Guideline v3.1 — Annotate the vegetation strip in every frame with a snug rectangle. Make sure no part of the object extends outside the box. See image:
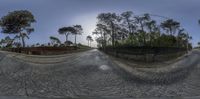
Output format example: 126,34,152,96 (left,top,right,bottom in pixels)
110,50,200,84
